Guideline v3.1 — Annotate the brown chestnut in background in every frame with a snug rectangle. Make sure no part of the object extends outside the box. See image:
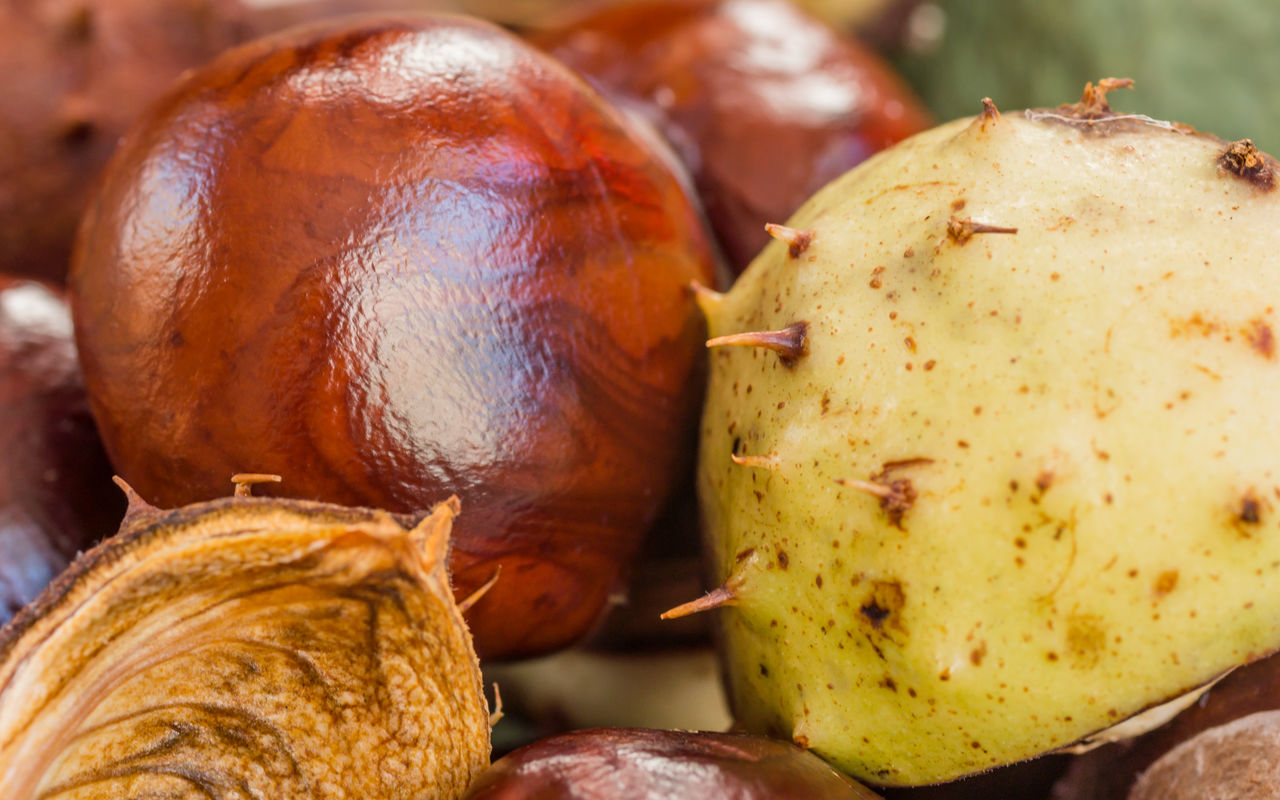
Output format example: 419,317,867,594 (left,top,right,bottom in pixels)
71,14,718,661
0,0,252,283
247,0,456,34
464,728,882,799
531,0,931,273
0,276,123,621
1050,654,1280,800
248,0,569,31
879,755,1067,800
